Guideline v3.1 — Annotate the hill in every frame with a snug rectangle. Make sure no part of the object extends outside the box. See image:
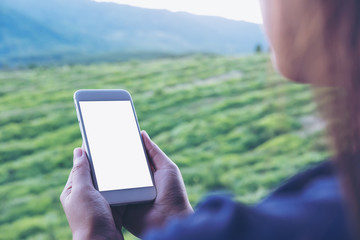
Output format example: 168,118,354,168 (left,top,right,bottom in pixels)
0,54,329,239
0,0,268,67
